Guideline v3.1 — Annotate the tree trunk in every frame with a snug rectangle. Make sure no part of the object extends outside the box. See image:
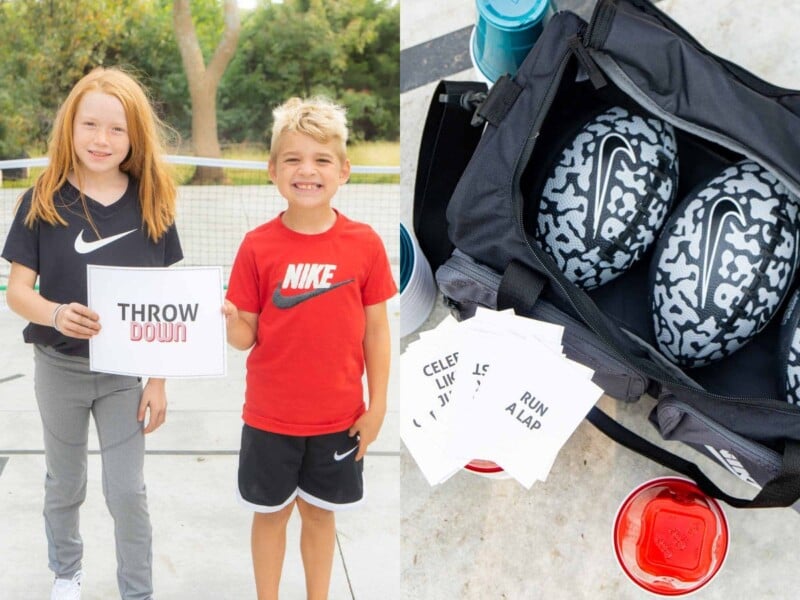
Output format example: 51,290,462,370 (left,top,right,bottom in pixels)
173,0,240,184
